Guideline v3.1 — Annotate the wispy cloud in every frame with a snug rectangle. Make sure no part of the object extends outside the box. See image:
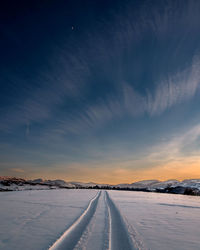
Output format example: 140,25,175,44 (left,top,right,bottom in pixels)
1,0,200,136
48,53,200,136
146,122,200,165
10,168,25,173
147,55,200,115
0,45,90,132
